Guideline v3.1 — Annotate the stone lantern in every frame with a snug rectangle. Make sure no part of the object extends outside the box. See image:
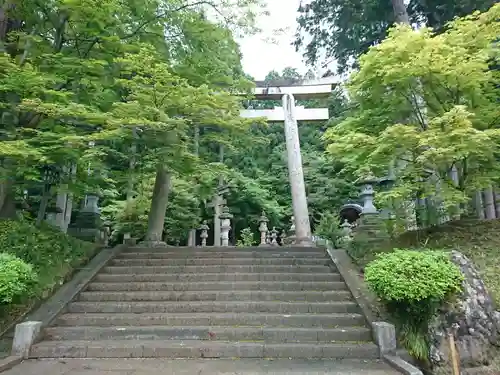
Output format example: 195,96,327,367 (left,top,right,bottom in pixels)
219,206,233,247
354,173,390,247
258,211,269,247
358,174,379,214
199,220,210,247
